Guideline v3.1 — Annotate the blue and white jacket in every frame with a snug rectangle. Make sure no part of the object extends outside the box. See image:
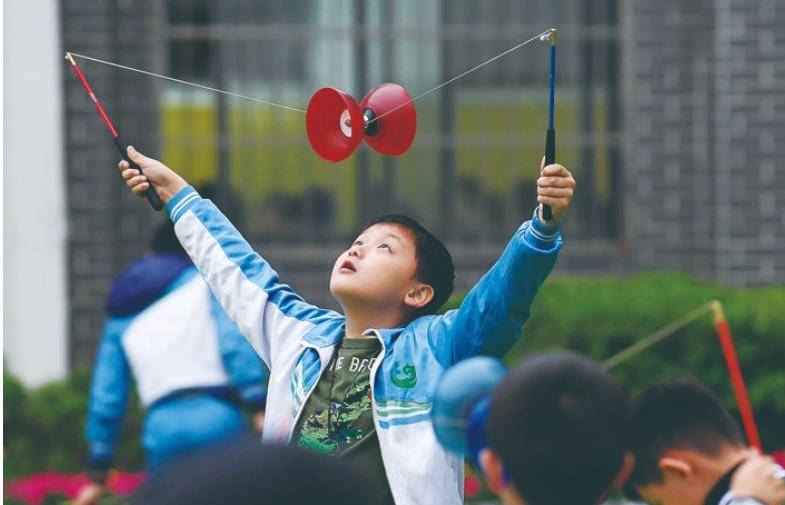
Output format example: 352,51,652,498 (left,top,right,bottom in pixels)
168,186,562,505
85,253,268,468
